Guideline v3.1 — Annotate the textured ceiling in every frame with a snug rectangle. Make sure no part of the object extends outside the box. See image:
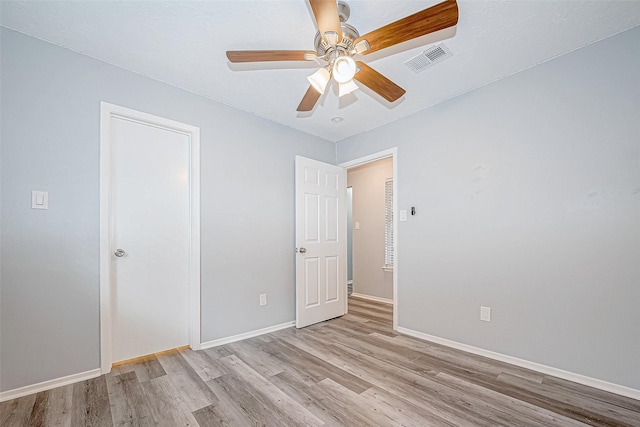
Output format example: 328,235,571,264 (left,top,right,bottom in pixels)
2,1,639,142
